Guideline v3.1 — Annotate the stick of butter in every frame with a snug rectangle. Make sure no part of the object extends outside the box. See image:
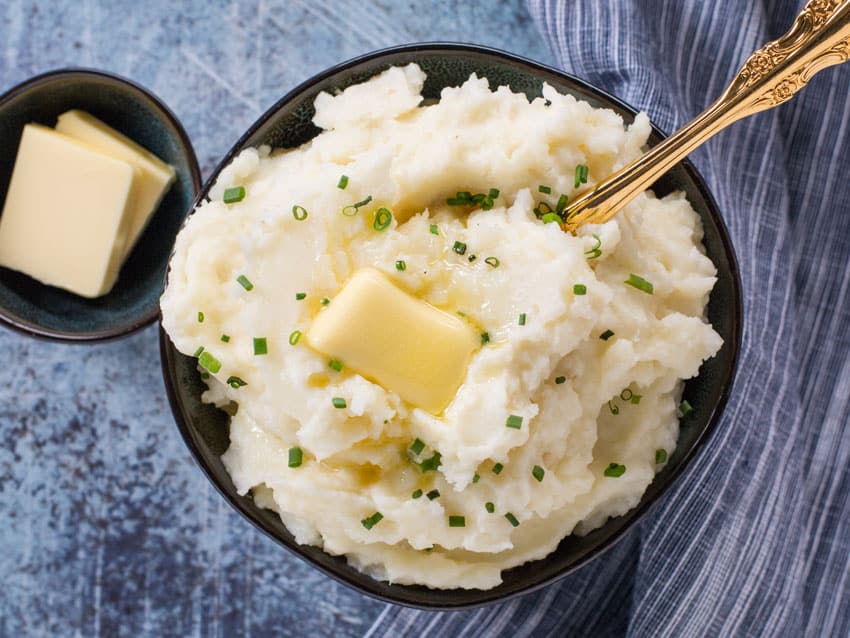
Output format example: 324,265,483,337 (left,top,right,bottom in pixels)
55,110,176,259
0,124,137,298
308,268,479,414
